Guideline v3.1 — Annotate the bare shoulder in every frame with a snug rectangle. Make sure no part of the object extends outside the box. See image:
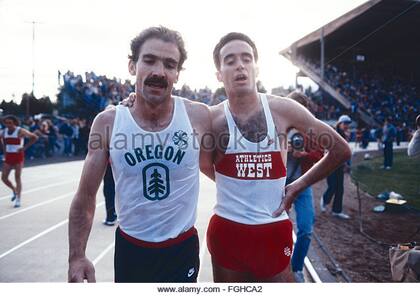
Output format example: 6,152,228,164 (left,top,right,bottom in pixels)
209,101,224,117
183,98,210,117
209,101,226,129
182,99,211,133
18,127,32,136
268,94,313,116
89,108,116,148
266,94,316,132
266,94,301,114
92,107,116,129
